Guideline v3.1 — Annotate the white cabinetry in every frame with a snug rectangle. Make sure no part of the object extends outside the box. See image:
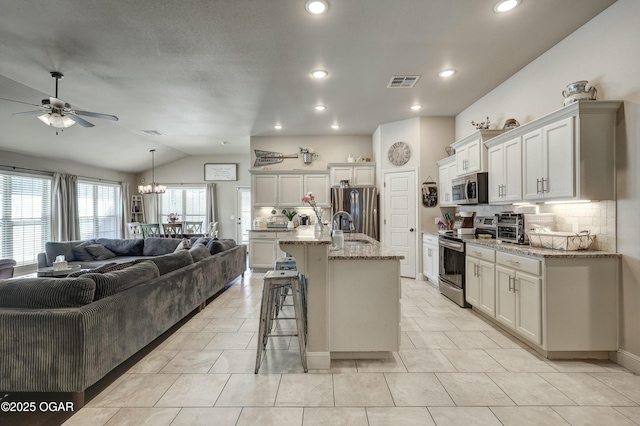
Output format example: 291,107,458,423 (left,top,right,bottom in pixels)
278,174,304,207
251,171,330,208
252,174,278,206
249,231,286,269
437,157,457,207
451,130,503,178
329,163,375,187
487,136,522,203
422,233,439,284
465,245,496,316
303,174,331,207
